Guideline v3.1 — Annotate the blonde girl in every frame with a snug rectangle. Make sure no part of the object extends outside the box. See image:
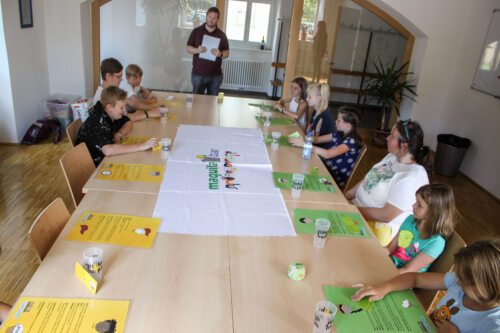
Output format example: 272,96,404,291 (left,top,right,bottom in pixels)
353,239,500,333
305,83,335,147
387,184,457,273
274,77,308,130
